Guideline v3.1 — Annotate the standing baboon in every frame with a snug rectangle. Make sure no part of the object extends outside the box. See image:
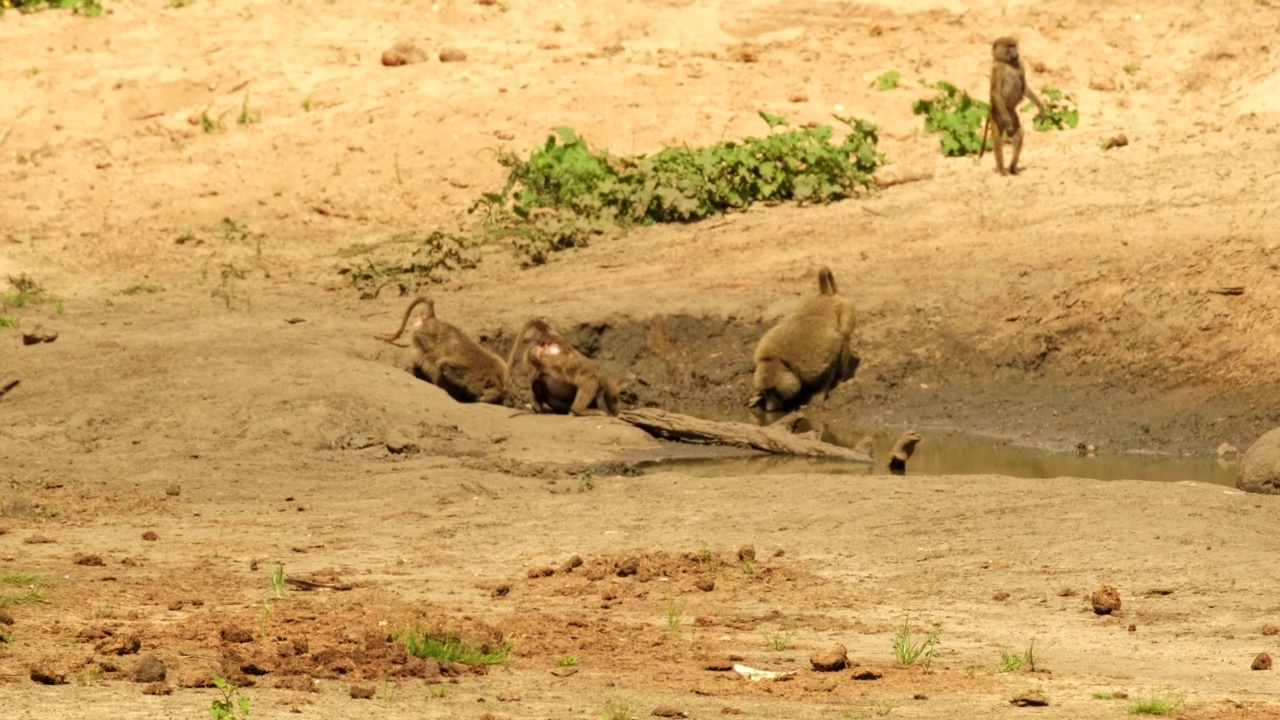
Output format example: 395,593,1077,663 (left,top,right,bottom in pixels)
750,267,859,413
375,296,509,405
506,318,620,416
980,36,1046,175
